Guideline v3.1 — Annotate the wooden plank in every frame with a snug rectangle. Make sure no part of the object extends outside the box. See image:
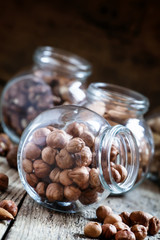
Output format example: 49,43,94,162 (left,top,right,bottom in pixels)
4,179,160,240
0,157,26,239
